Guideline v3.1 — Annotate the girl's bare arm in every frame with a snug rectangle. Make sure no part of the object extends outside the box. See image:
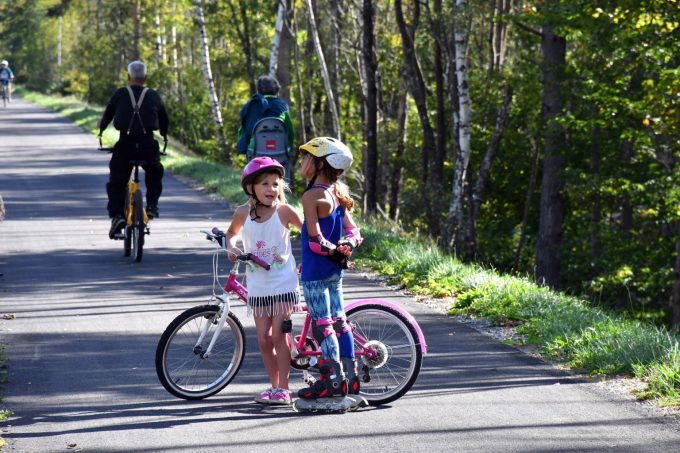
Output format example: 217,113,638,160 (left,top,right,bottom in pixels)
225,204,247,259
